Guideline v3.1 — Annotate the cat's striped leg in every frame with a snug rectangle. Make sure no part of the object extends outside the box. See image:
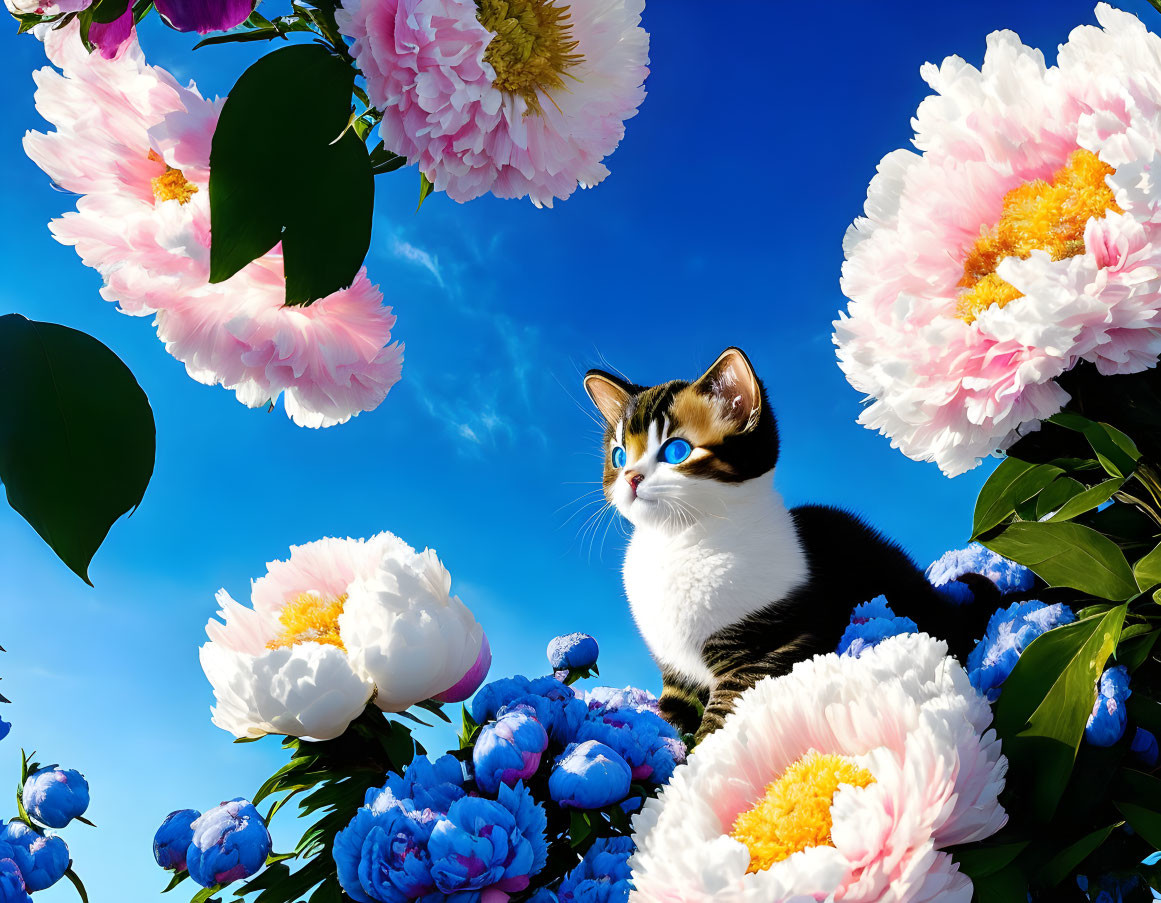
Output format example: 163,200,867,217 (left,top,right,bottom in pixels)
696,665,770,741
658,668,708,738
